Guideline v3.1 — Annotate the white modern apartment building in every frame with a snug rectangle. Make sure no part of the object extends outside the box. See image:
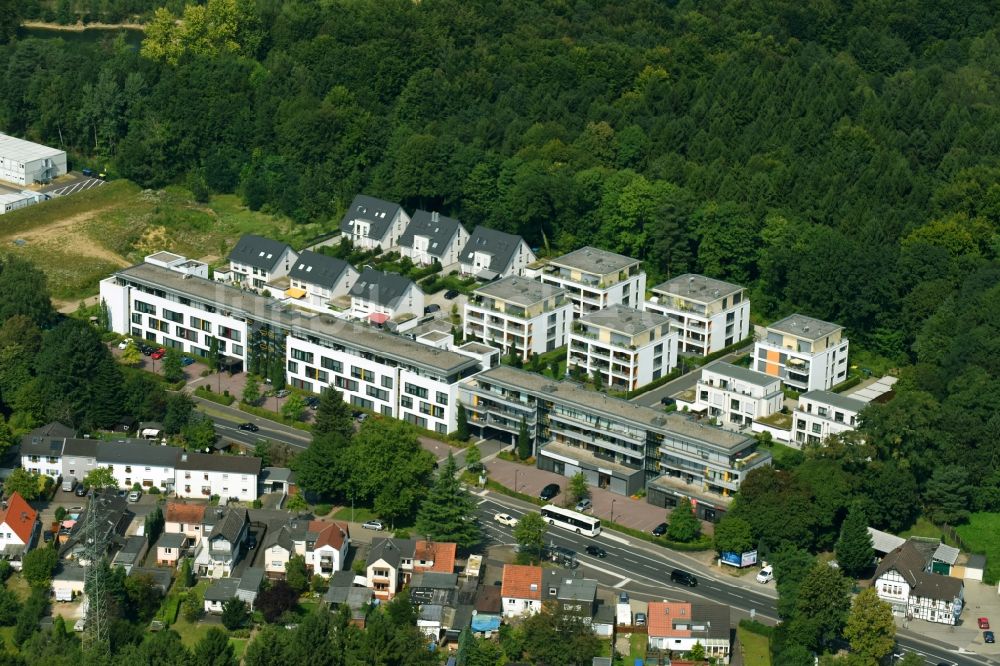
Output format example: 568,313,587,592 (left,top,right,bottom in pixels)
568,304,678,391
645,274,750,356
102,254,487,437
464,276,571,362
792,390,867,447
691,360,783,430
526,246,646,317
754,314,849,392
